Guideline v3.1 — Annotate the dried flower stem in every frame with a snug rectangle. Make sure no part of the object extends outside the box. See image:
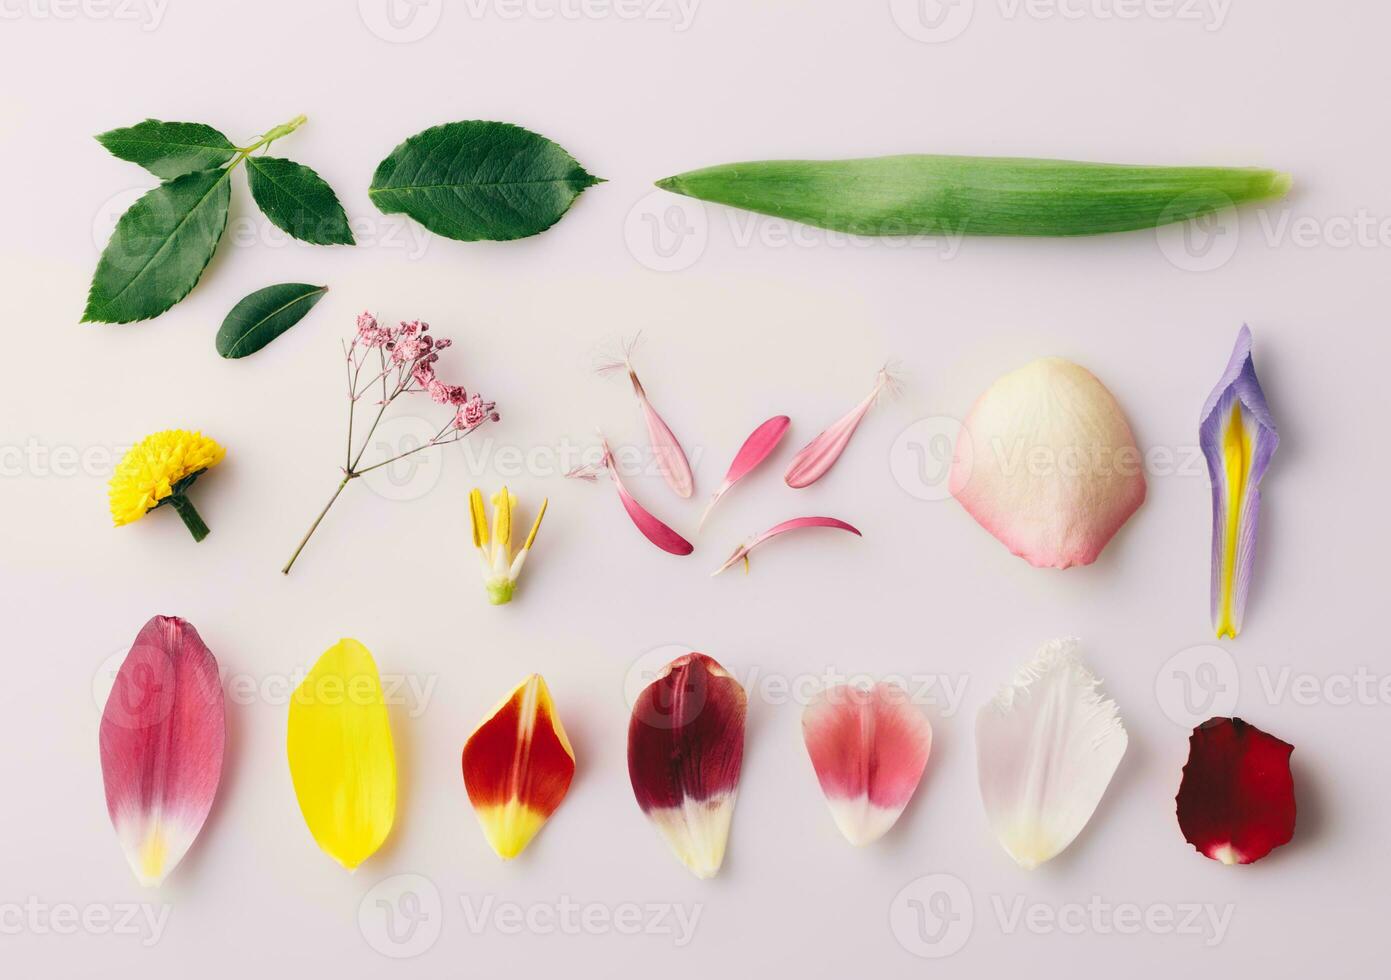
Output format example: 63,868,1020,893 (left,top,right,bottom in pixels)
282,314,498,574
